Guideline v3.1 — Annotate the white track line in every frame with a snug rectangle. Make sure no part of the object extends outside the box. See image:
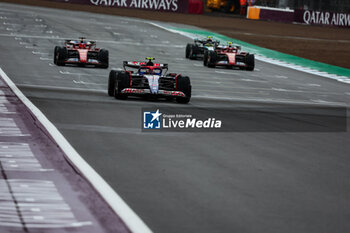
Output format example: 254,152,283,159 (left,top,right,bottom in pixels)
0,67,153,233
